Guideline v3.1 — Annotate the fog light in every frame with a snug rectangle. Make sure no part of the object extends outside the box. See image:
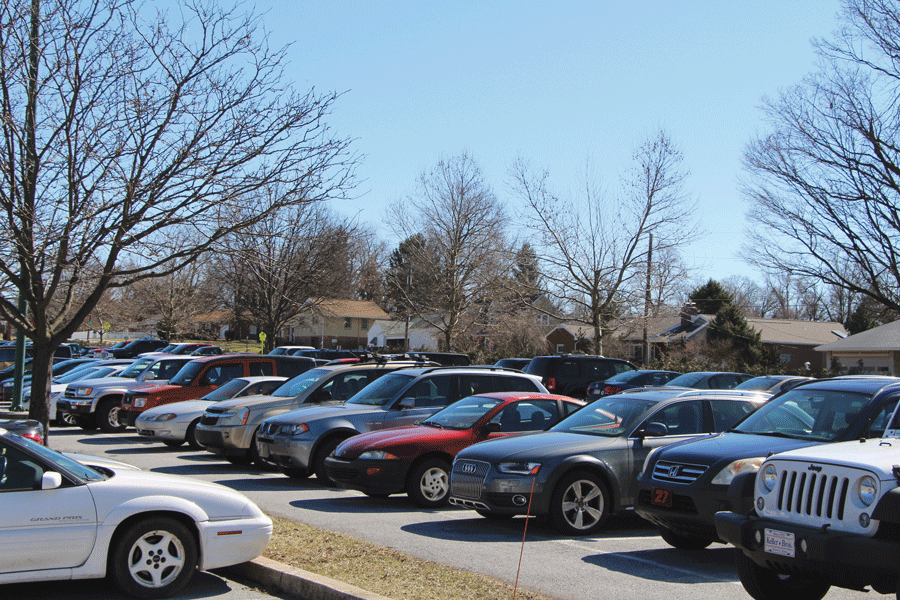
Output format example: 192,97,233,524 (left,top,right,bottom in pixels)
860,513,871,528
755,530,762,544
800,539,807,553
756,497,765,511
512,495,527,506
